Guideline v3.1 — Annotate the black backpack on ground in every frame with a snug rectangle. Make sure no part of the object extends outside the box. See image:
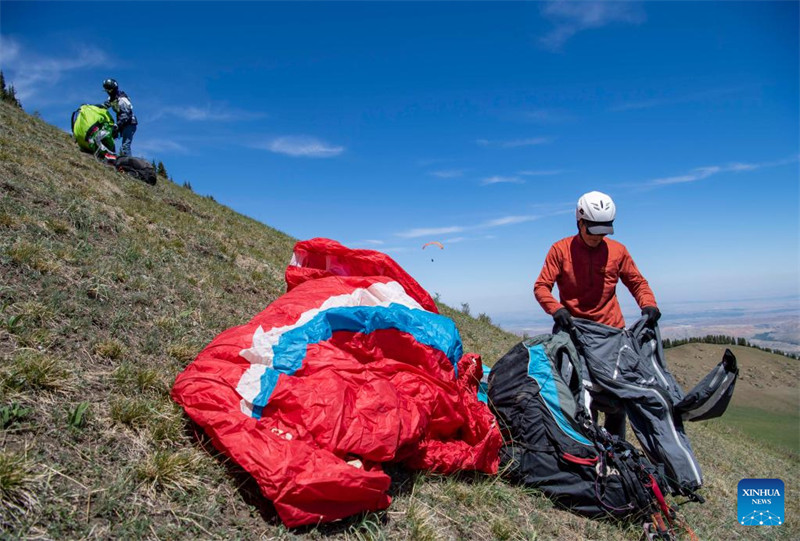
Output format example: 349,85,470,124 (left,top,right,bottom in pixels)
115,156,157,185
488,334,693,538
